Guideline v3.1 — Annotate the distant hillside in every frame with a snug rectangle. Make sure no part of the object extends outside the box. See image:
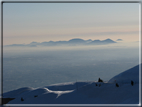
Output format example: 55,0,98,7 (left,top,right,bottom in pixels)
5,38,117,47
